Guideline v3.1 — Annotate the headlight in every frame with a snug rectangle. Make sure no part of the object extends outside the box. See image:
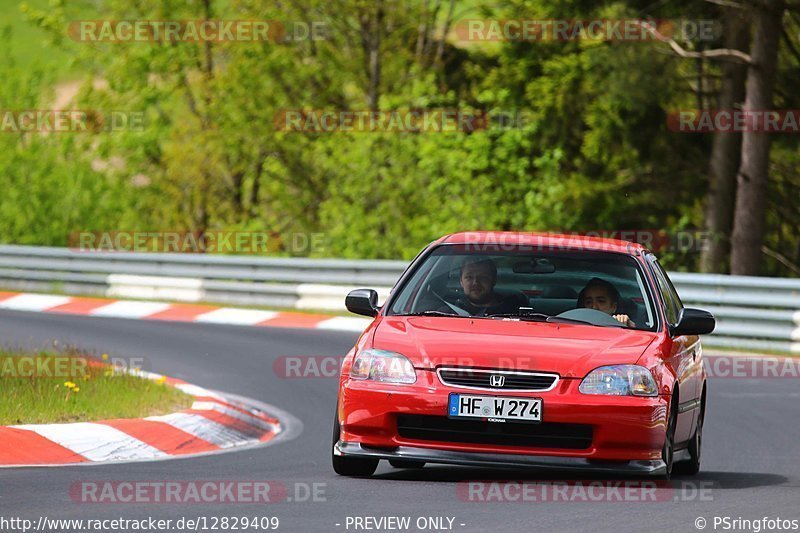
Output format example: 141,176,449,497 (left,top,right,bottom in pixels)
579,365,658,396
349,349,416,384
